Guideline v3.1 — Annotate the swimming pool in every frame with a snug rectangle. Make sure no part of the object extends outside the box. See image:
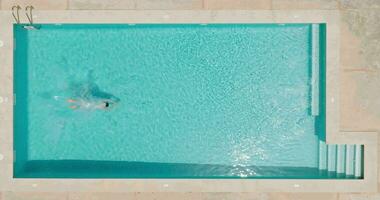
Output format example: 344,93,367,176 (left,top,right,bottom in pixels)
13,23,363,179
